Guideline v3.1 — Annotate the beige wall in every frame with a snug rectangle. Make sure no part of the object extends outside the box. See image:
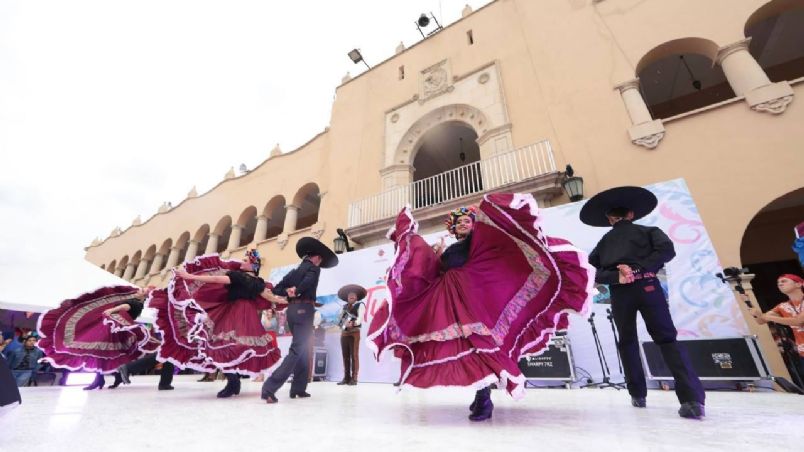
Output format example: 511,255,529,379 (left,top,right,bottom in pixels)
88,0,804,277
88,0,804,278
